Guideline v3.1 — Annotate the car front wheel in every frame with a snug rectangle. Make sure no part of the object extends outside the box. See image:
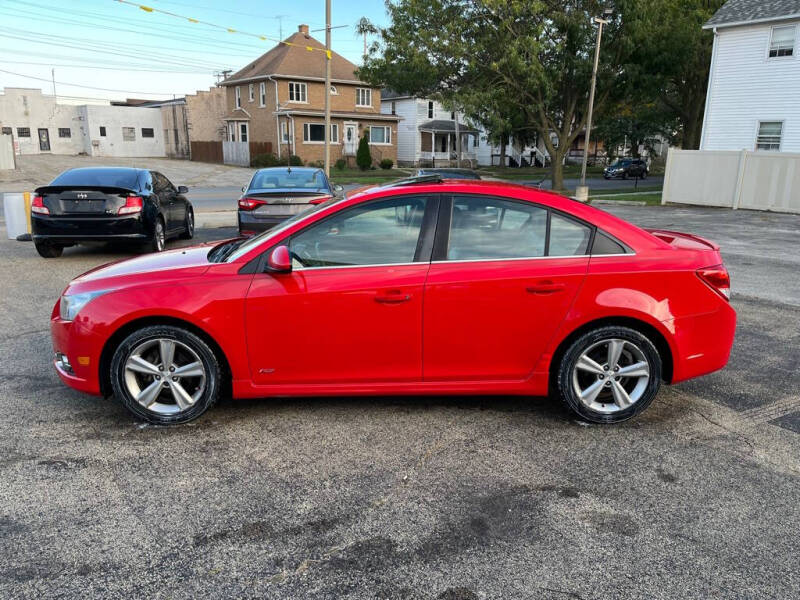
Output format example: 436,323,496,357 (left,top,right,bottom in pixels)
556,326,662,424
180,208,194,240
110,325,221,425
149,217,166,252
